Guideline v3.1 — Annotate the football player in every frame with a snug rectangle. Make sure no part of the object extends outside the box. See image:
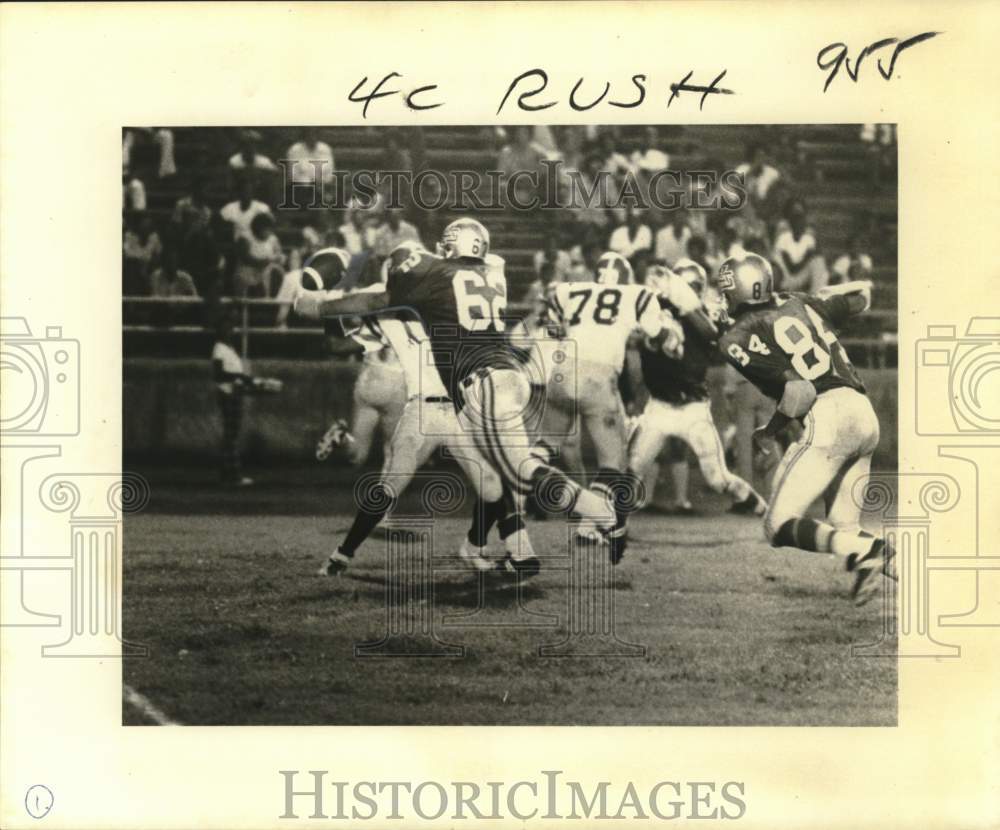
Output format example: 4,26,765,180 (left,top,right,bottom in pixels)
629,261,767,516
296,219,616,576
715,252,893,604
303,241,511,574
538,251,671,563
306,247,407,465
